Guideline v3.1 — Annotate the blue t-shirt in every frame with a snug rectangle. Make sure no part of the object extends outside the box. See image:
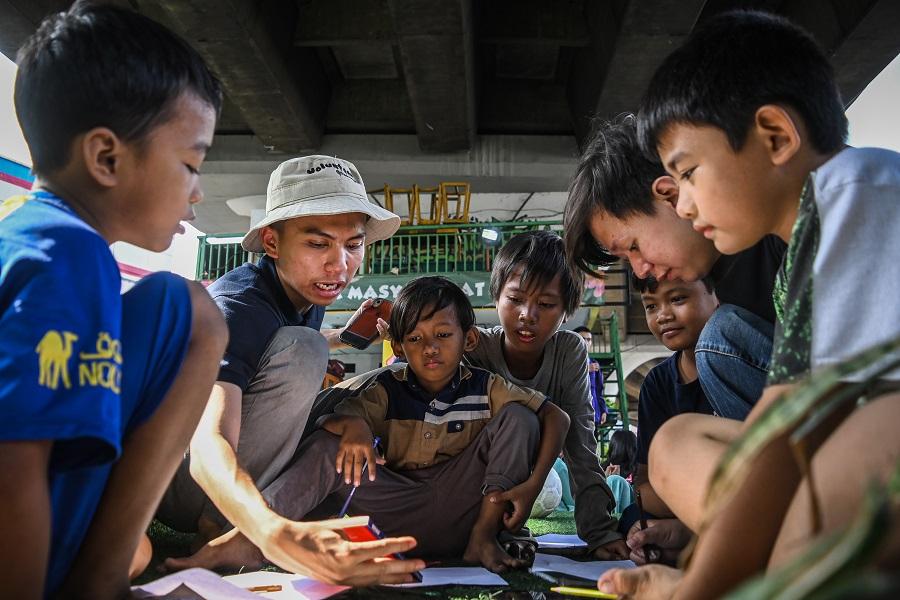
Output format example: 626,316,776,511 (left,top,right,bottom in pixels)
0,191,123,592
636,352,714,464
209,255,325,391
